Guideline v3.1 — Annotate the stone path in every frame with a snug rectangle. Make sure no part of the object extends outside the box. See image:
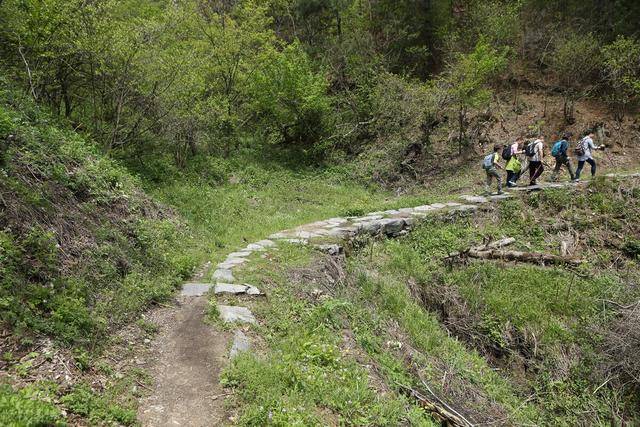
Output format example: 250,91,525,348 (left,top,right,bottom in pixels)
140,173,639,426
